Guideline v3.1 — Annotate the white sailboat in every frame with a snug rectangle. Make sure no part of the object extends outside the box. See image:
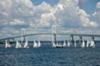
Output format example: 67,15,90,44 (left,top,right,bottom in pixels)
38,41,41,47
81,40,85,48
33,40,38,48
63,41,66,47
86,40,91,48
90,40,95,48
67,41,71,47
24,40,29,48
55,42,64,48
5,40,11,48
74,40,77,47
16,41,22,48
52,41,56,47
